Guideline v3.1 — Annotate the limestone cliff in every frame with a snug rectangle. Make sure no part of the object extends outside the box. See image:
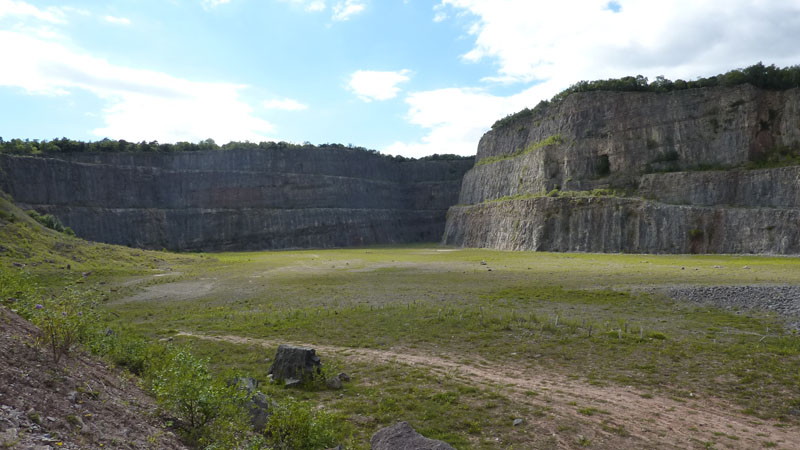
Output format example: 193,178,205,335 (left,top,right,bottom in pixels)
0,148,472,251
444,84,800,254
